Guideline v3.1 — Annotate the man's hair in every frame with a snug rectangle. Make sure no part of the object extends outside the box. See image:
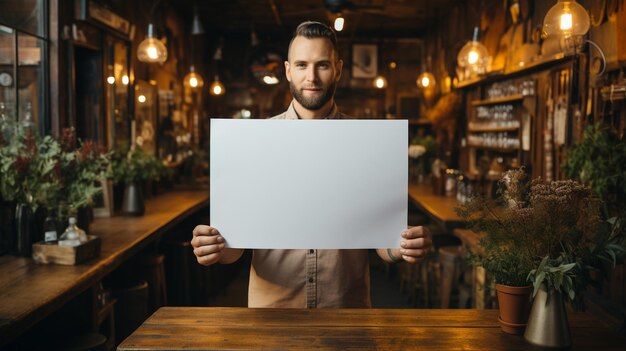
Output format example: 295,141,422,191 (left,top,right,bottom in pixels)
288,21,339,60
